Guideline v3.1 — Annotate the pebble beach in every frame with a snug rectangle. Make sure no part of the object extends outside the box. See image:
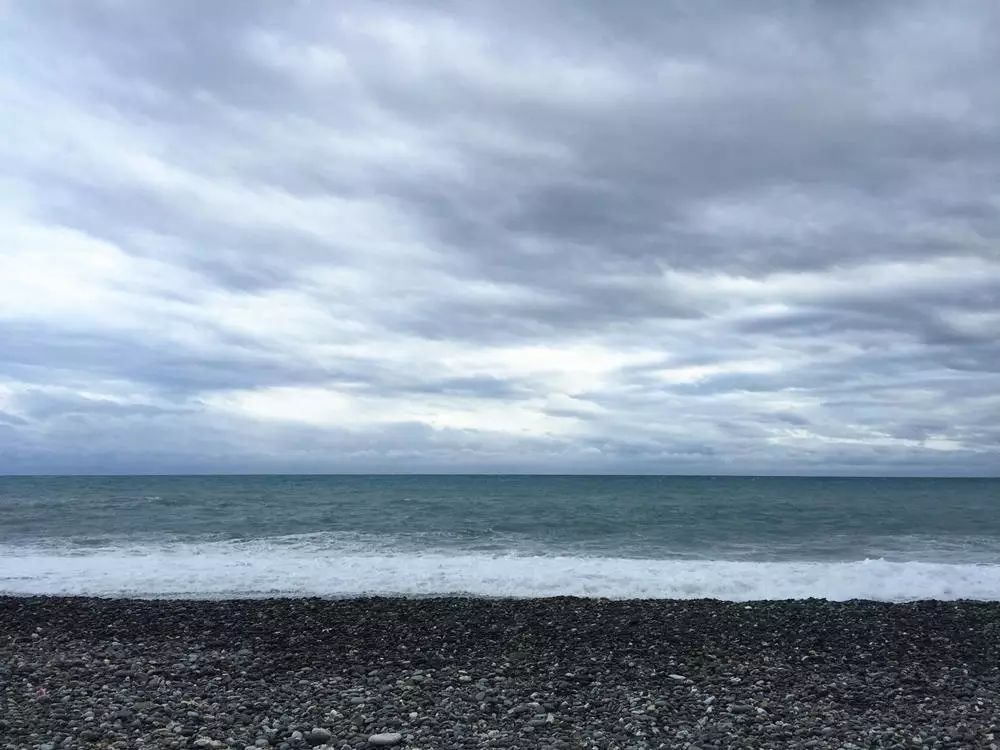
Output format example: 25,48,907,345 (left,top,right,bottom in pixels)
3,596,999,749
